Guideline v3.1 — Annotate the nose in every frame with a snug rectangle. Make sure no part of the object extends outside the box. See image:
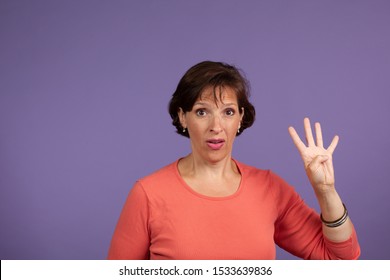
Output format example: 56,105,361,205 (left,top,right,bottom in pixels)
210,115,223,134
